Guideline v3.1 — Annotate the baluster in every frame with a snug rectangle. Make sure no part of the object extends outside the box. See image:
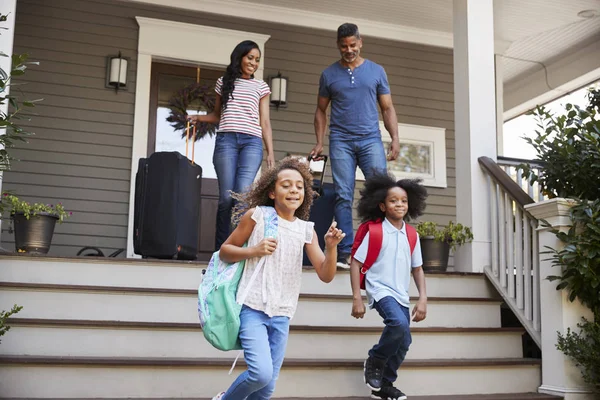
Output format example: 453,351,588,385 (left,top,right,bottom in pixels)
515,207,524,310
490,178,499,277
523,214,532,322
506,194,515,300
498,187,507,289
